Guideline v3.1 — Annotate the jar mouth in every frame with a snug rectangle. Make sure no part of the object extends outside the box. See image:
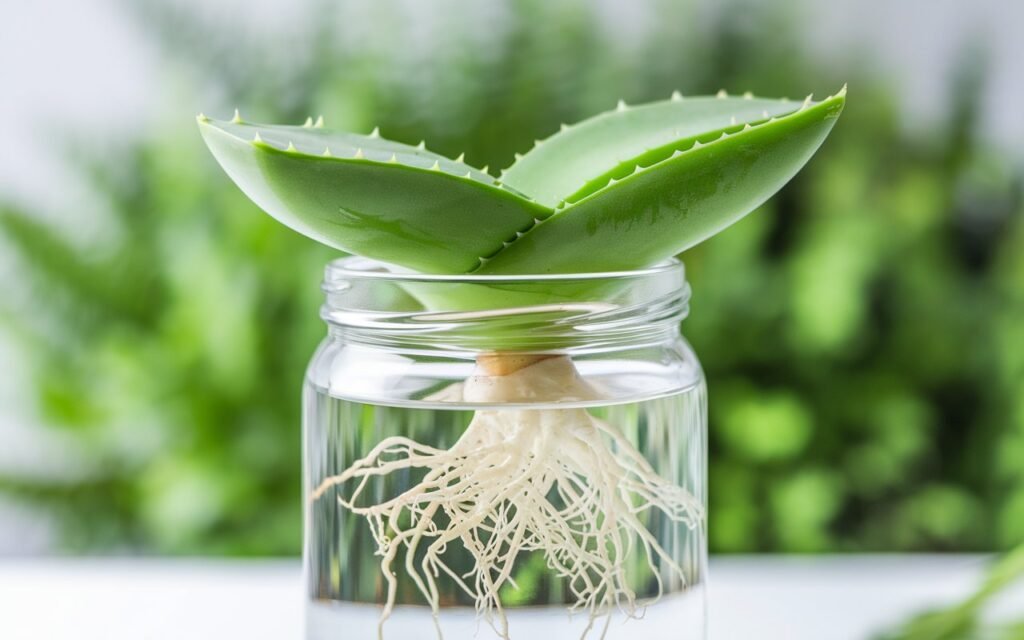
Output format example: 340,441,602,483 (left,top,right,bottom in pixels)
324,256,685,286
321,257,689,354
